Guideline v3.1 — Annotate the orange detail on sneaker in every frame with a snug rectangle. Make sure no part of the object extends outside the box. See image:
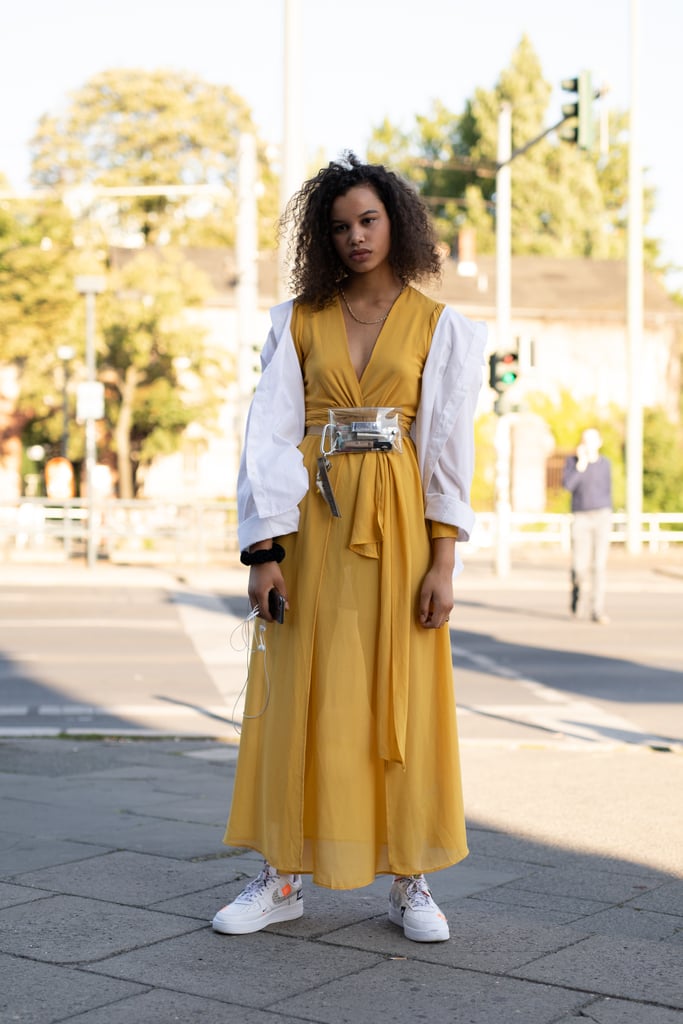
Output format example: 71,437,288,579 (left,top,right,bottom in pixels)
388,875,450,942
212,863,303,935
